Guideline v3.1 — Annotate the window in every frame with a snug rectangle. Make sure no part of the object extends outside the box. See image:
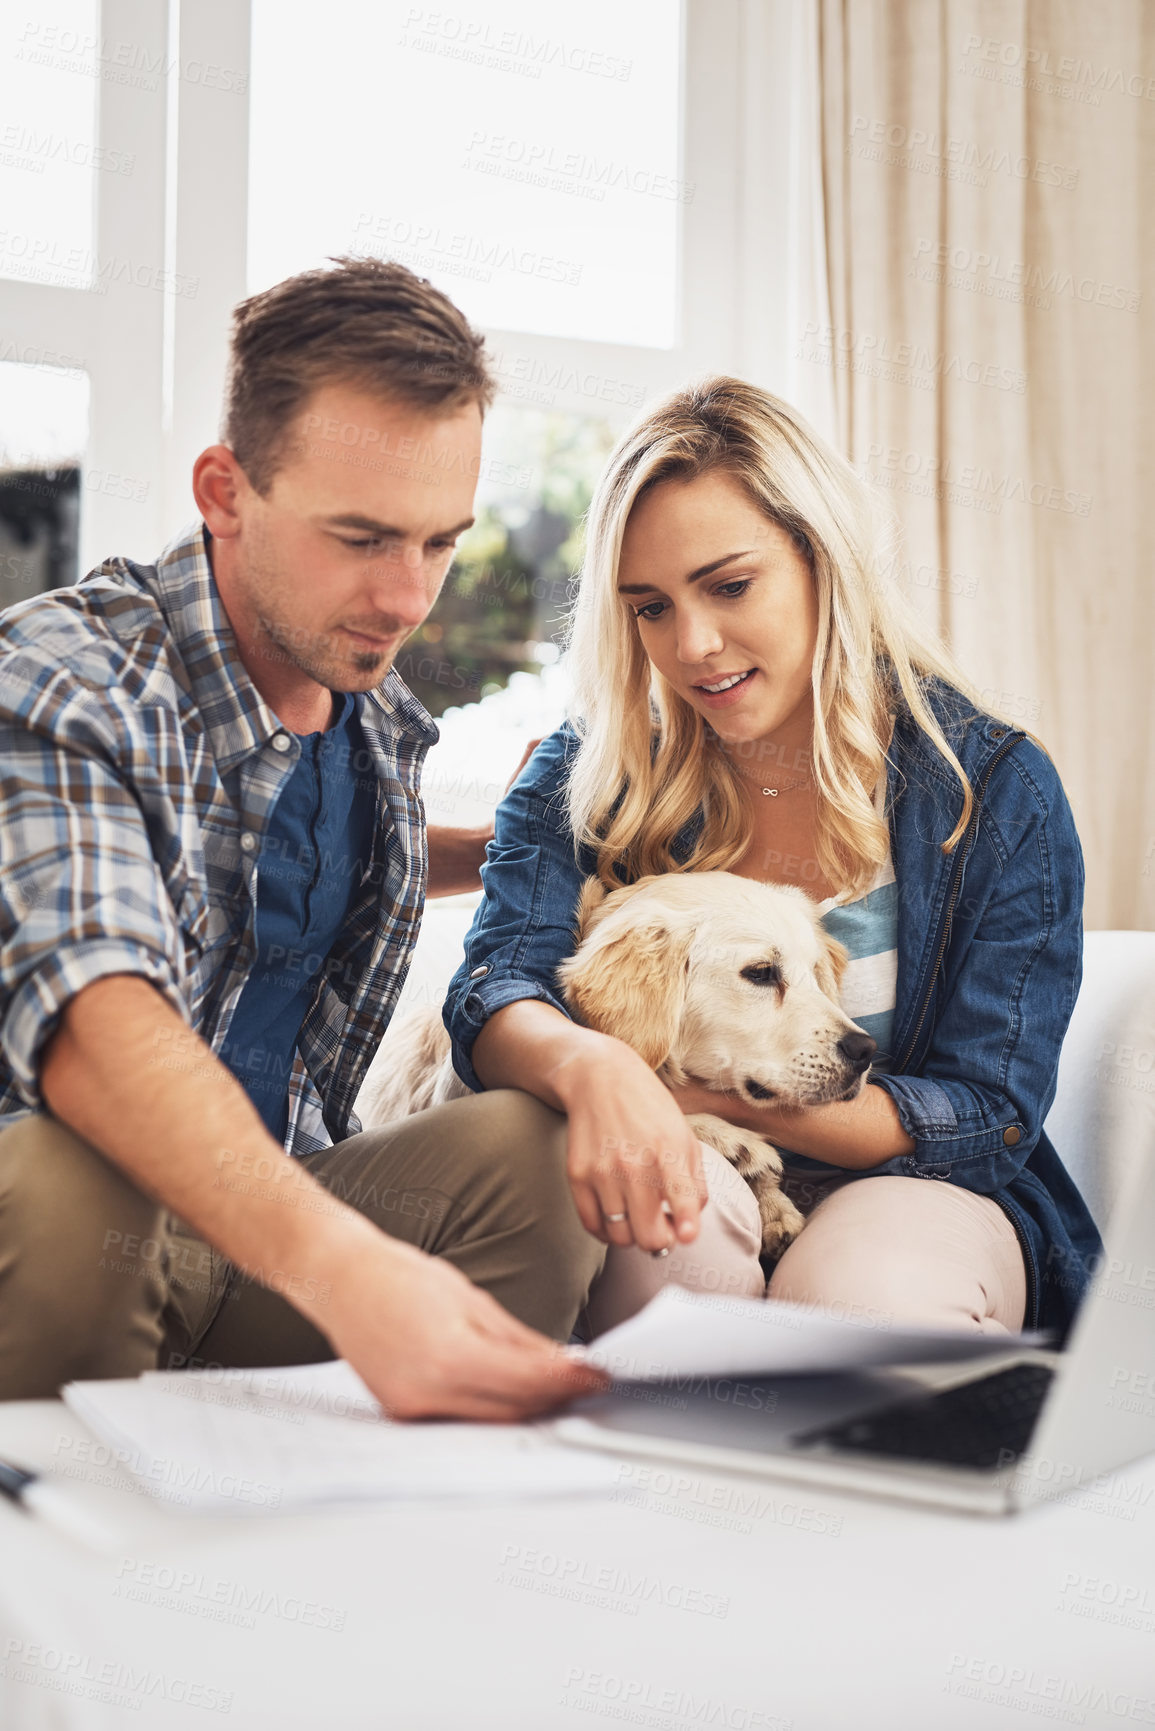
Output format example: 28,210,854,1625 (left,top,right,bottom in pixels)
0,0,100,291
0,0,825,724
246,0,687,725
248,0,682,347
402,401,614,719
0,0,170,571
0,360,89,602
